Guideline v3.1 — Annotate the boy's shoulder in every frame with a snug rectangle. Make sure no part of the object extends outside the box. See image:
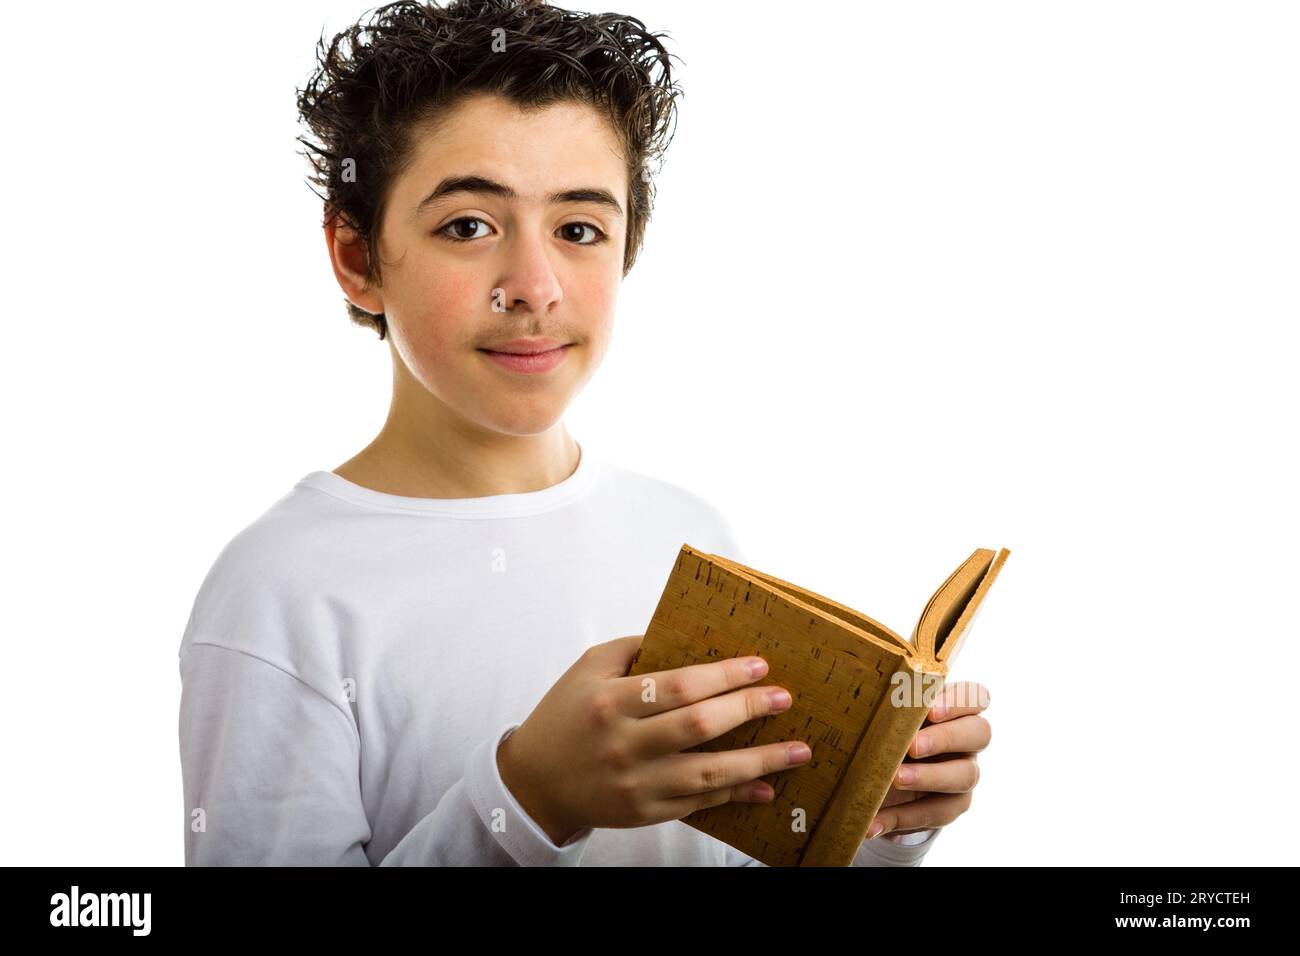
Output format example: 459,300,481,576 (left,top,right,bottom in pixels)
598,460,746,561
177,475,343,663
601,458,723,512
